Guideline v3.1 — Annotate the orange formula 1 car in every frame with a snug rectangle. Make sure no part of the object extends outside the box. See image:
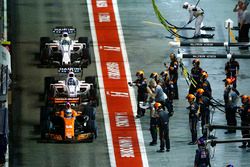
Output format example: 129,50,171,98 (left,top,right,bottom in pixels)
40,98,97,143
